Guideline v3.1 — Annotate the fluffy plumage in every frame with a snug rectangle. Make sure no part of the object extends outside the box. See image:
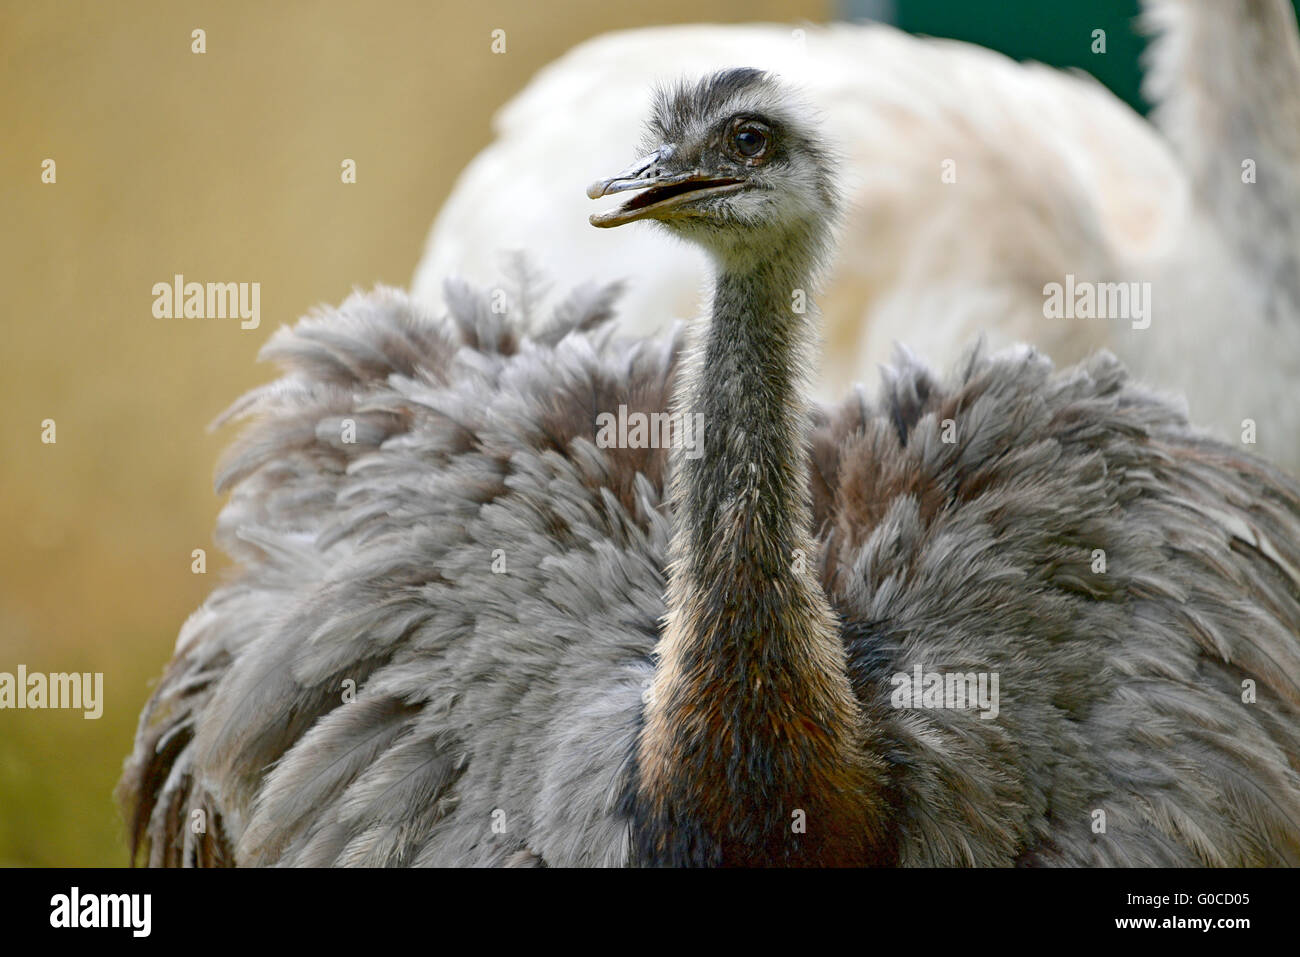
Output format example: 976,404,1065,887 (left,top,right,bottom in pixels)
120,270,1300,866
